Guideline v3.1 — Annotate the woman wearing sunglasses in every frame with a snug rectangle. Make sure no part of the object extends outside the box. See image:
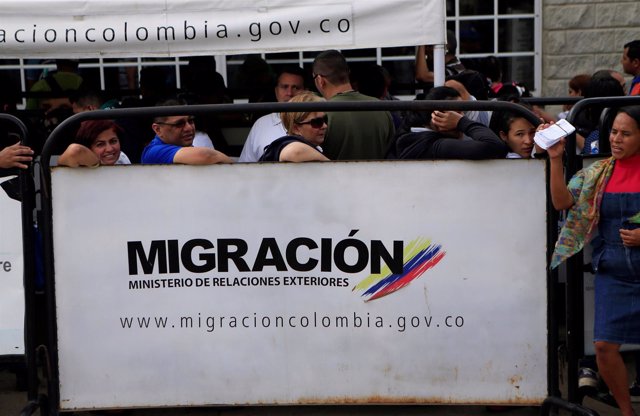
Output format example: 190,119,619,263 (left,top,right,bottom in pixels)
259,91,329,162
